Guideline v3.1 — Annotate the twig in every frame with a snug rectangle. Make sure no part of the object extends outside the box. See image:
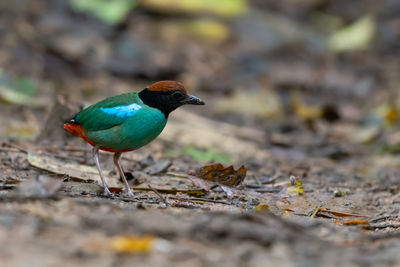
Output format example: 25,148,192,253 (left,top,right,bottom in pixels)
262,173,281,184
369,224,400,230
130,186,204,195
244,183,263,188
369,215,400,223
148,184,169,207
6,143,29,153
254,186,282,193
0,185,15,190
252,176,262,186
310,207,321,219
166,172,188,178
169,196,233,205
0,147,25,153
318,208,369,218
